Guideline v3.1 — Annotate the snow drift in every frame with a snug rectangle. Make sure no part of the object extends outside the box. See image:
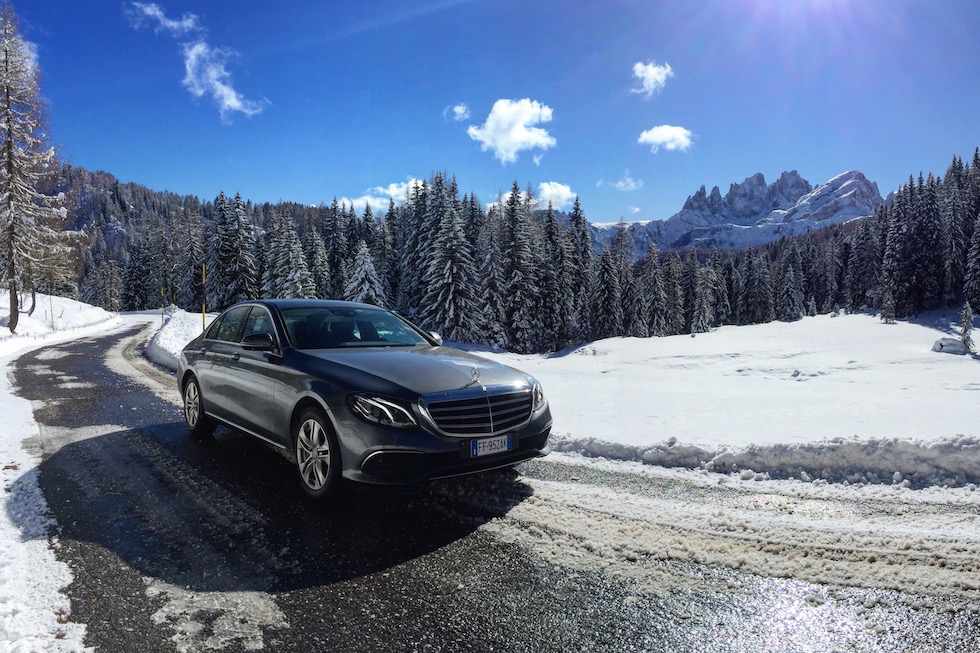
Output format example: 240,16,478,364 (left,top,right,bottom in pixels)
0,290,118,357
144,307,215,371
